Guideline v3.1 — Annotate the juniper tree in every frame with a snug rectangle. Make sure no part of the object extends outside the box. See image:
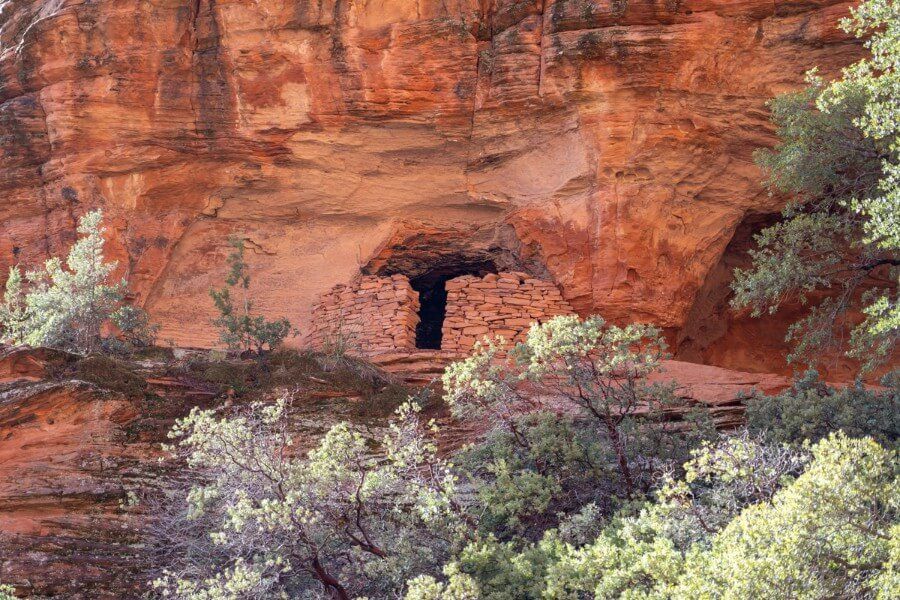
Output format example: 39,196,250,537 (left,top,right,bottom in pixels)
746,369,900,447
733,0,900,370
0,210,155,354
209,236,294,356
